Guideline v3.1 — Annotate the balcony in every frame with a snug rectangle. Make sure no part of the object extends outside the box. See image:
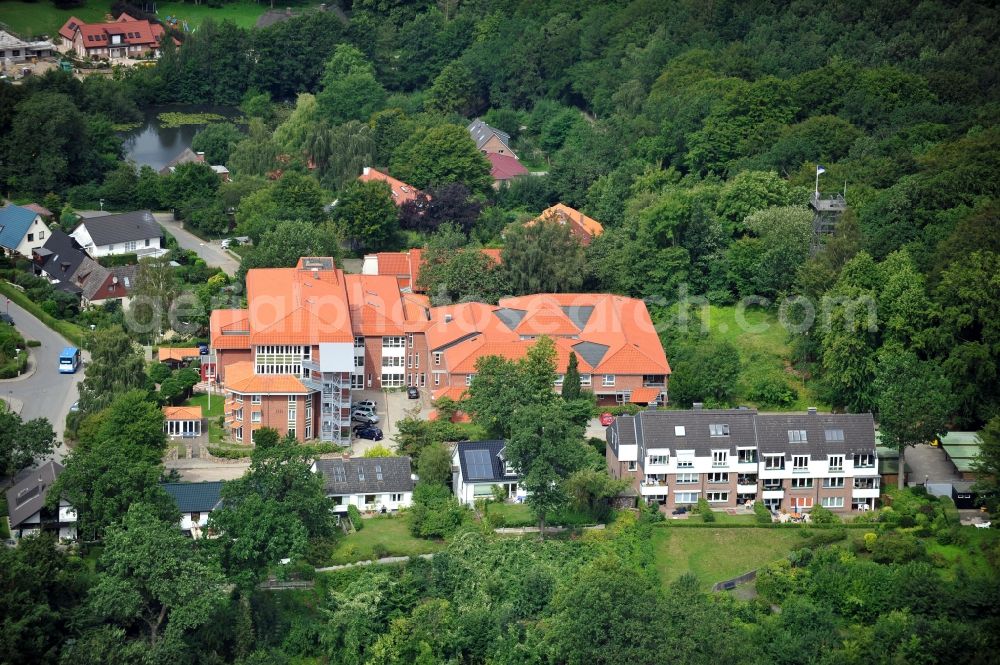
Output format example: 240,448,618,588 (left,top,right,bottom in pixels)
642,375,666,387
762,489,785,500
640,484,669,496
737,483,758,494
852,488,880,499
737,475,758,485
